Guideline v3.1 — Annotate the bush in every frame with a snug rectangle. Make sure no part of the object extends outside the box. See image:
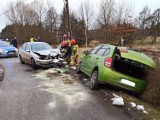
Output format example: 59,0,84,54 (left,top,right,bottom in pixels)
141,58,160,106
